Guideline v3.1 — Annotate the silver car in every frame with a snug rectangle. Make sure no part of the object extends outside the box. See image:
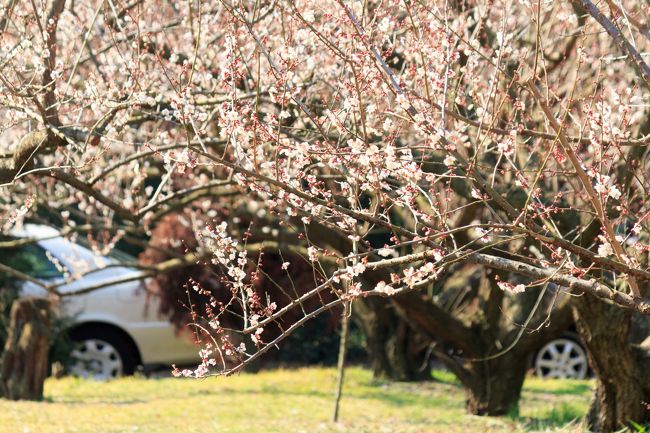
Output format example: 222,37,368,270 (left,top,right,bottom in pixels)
1,224,199,380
